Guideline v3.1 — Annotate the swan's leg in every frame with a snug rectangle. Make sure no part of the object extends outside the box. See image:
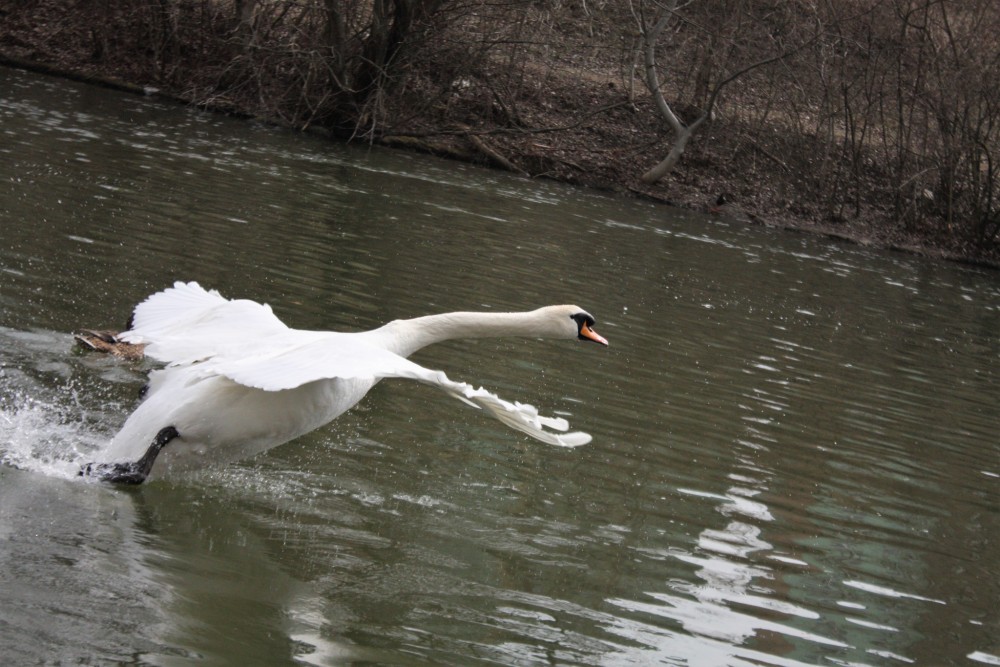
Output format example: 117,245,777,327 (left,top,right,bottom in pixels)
79,426,179,485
